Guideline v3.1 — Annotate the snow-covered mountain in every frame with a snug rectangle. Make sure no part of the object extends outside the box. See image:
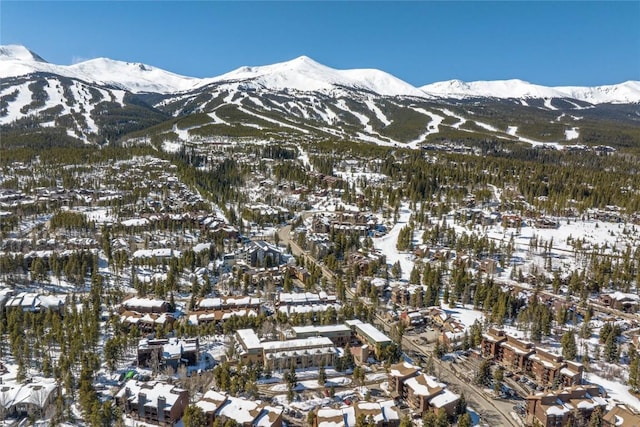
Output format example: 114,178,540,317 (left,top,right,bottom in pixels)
3,44,638,103
2,44,639,149
0,45,204,94
421,79,640,104
209,55,427,98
